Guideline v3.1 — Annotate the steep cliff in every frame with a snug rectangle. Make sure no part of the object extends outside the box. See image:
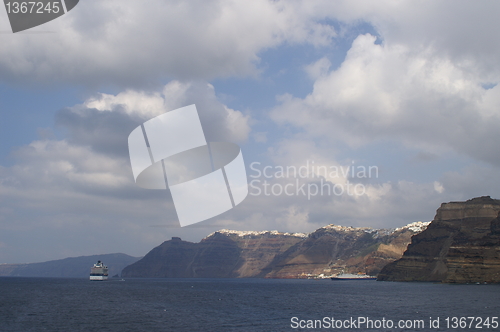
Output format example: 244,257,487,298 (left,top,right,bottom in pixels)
121,222,428,278
378,196,500,283
121,232,305,278
212,230,307,277
258,222,428,278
